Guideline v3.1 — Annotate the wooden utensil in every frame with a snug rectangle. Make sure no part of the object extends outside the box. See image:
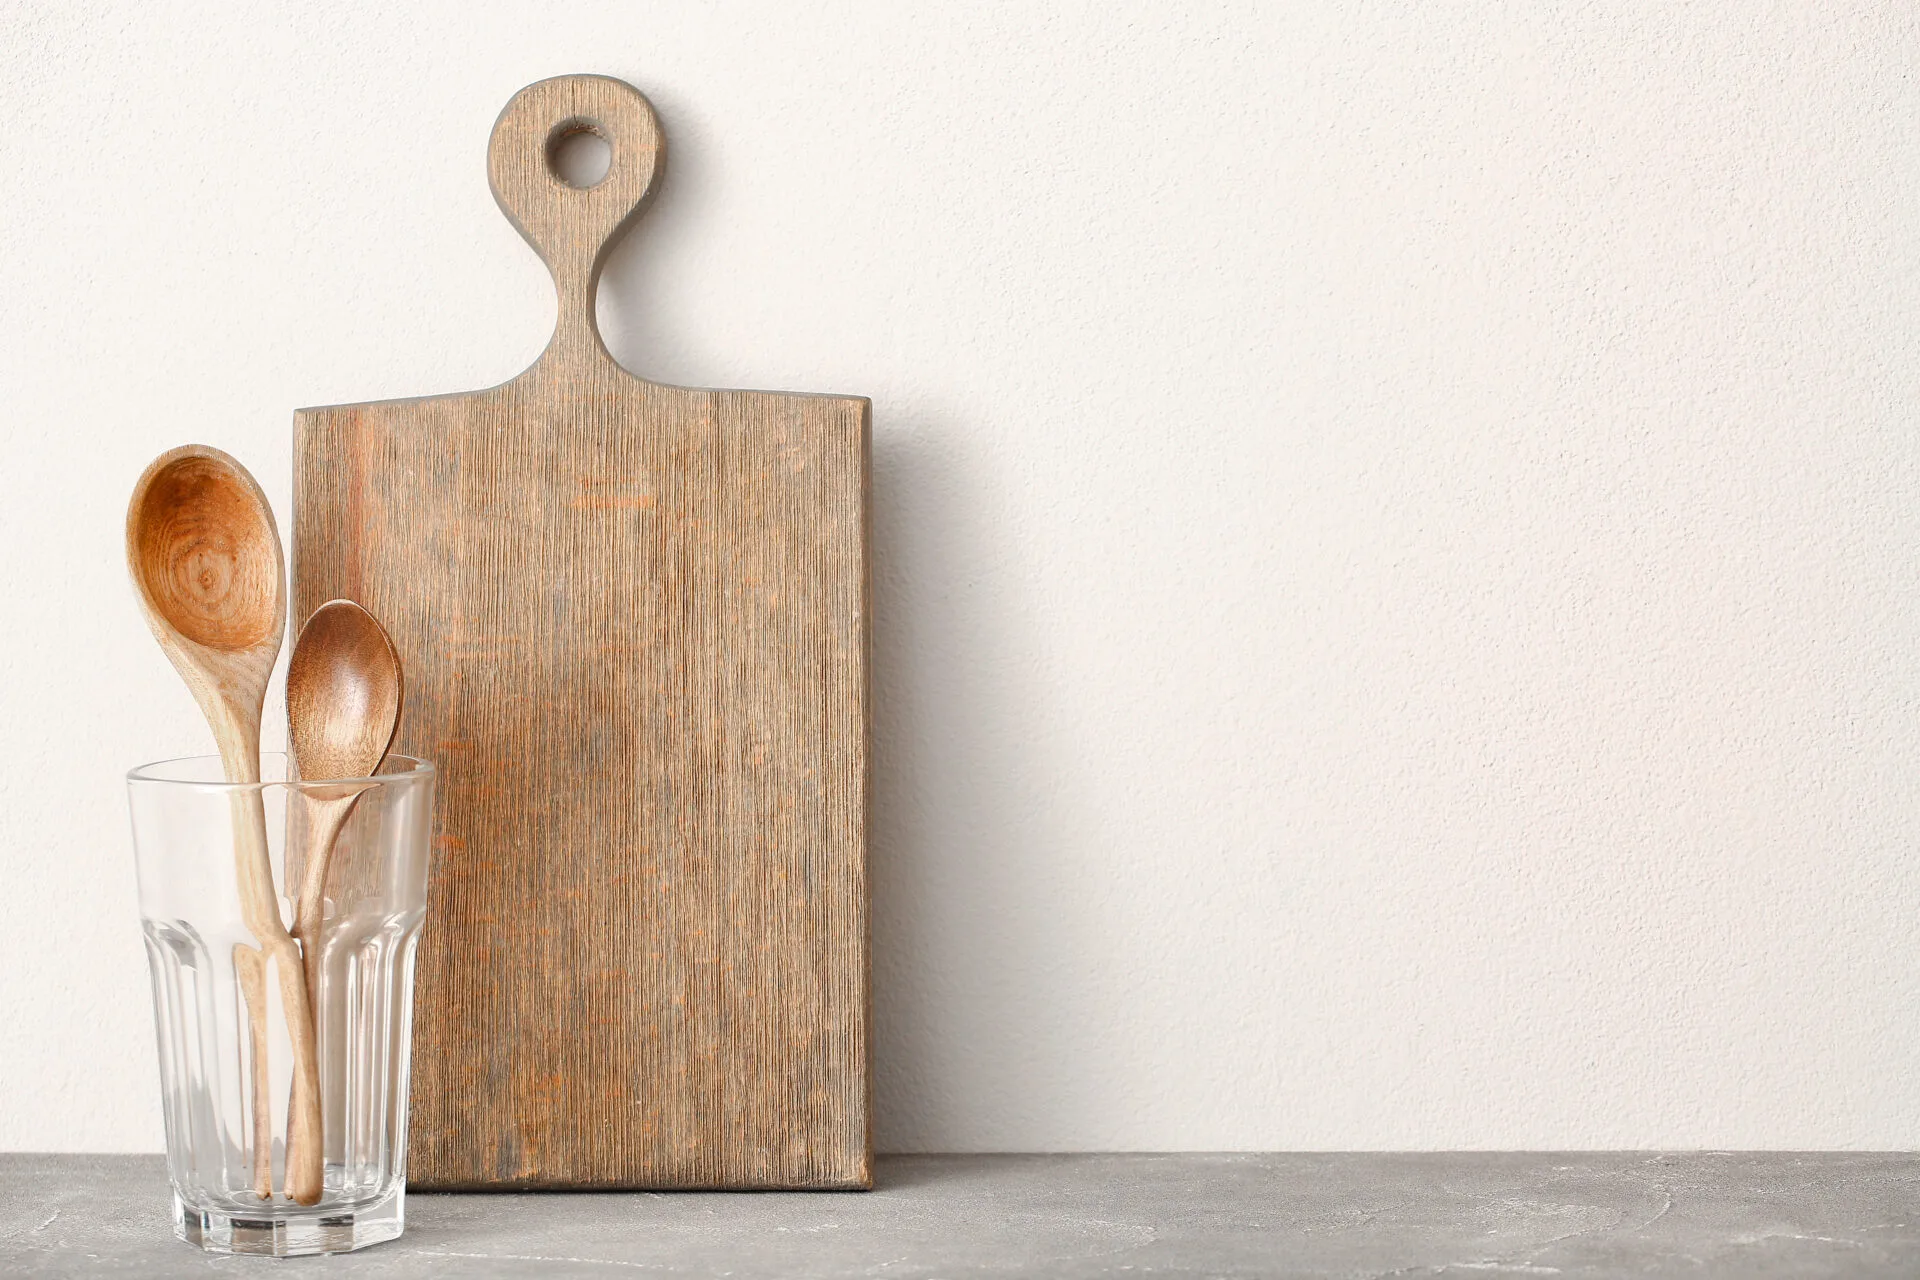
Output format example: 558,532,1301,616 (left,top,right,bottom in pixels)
293,74,870,1189
126,445,326,1204
286,599,404,1011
